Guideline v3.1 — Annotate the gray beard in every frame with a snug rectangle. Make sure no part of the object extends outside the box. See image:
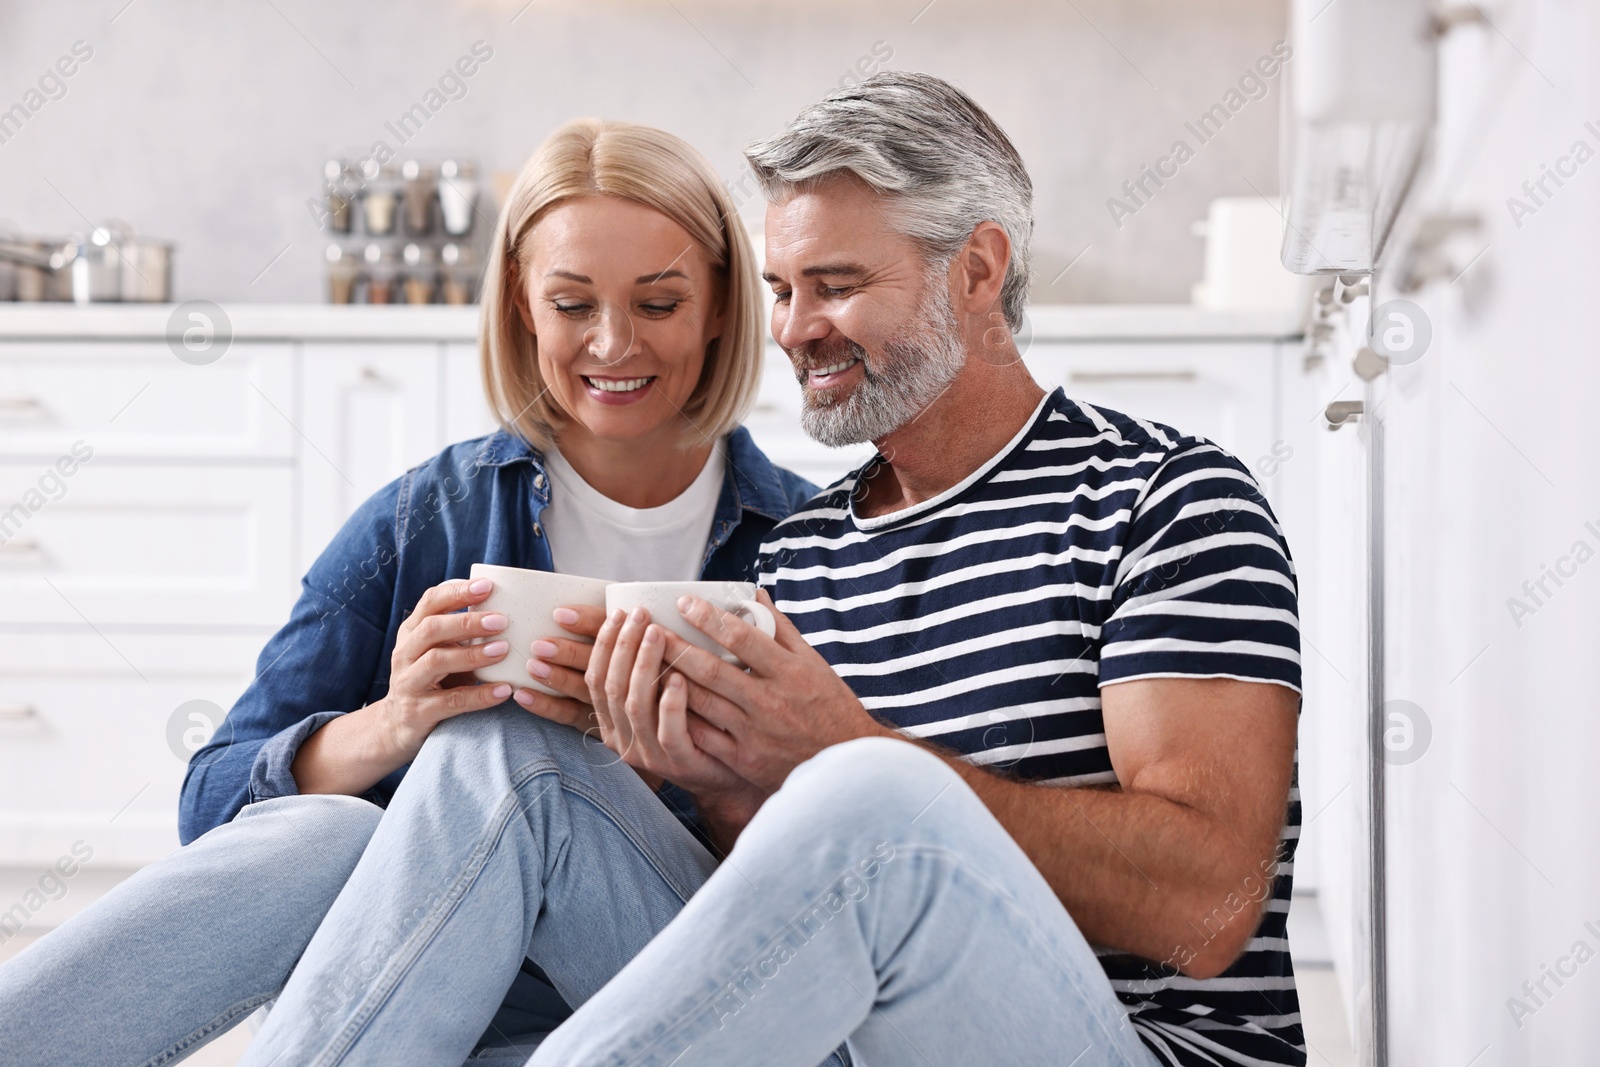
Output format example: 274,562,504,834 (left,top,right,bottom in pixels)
793,281,967,448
